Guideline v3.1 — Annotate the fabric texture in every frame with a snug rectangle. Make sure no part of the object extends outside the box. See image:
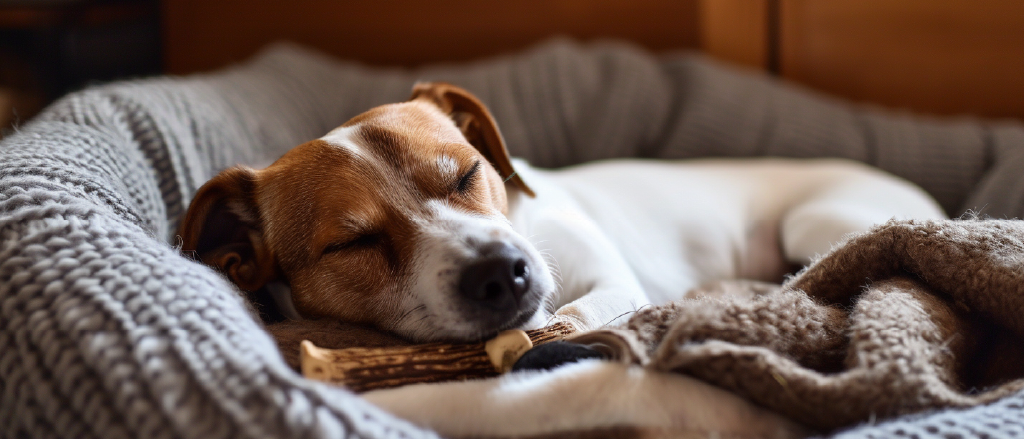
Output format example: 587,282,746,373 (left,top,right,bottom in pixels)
573,218,1024,434
2,38,1024,438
